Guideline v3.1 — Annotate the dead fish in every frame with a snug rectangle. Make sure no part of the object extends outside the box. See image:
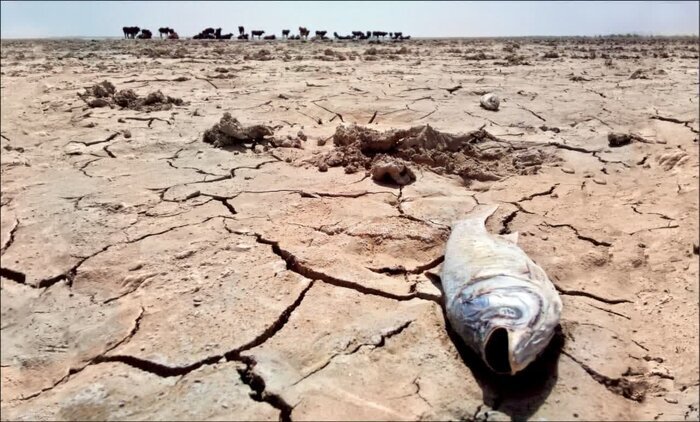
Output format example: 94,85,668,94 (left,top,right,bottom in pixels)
441,204,561,375
480,93,500,111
